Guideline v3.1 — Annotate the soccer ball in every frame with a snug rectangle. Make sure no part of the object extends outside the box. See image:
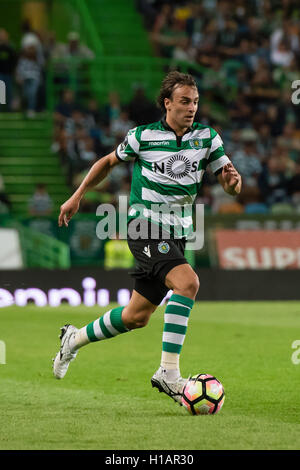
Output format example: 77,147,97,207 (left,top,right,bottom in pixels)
181,374,225,415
